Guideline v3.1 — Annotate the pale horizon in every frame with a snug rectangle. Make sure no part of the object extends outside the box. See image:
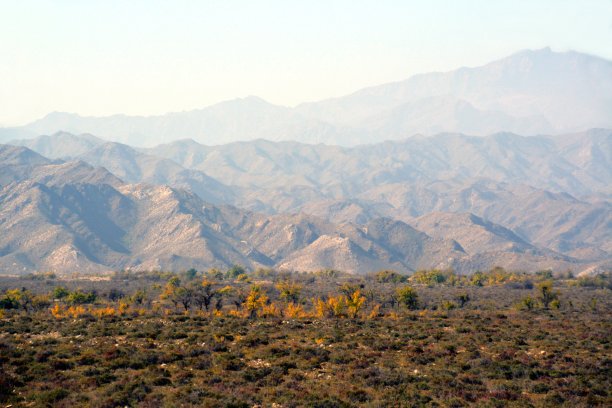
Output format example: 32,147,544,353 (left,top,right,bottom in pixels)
1,0,612,126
